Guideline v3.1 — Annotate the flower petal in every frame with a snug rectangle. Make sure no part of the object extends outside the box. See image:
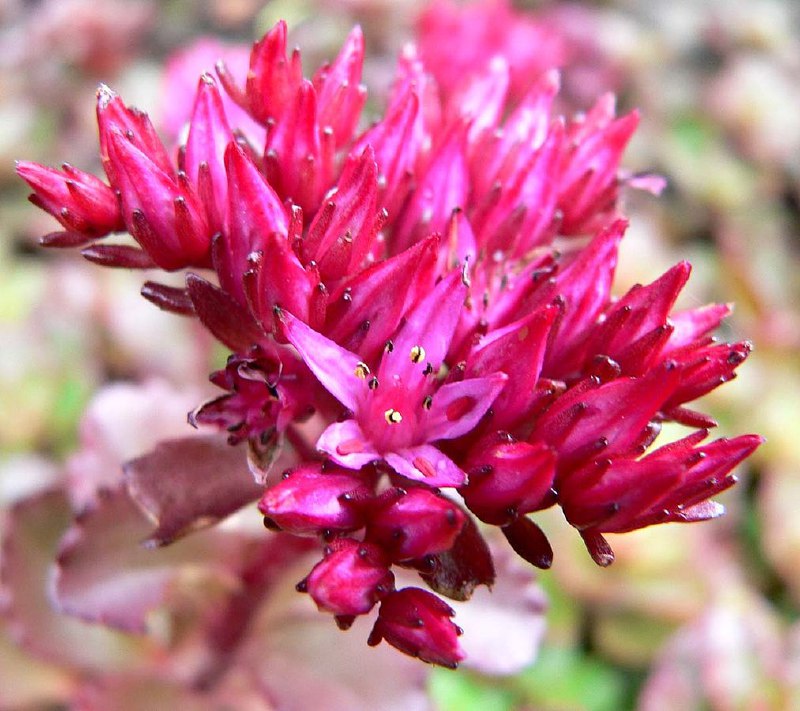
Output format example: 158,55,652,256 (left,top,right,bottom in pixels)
281,311,367,412
385,445,466,487
317,420,380,469
424,373,507,441
385,269,466,392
